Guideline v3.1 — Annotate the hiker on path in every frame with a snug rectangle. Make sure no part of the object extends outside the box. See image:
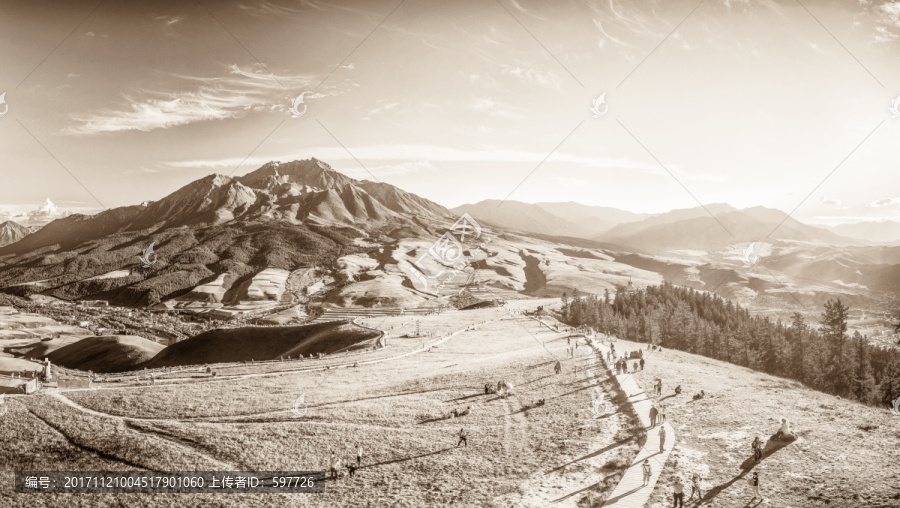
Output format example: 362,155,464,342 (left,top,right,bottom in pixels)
749,472,761,500
659,404,667,423
633,361,638,372
568,337,571,345
656,378,663,396
689,473,702,501
554,361,562,374
649,404,659,428
659,426,666,452
457,428,468,448
357,444,363,466
672,477,685,507
752,436,762,462
642,459,652,487
640,357,645,370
